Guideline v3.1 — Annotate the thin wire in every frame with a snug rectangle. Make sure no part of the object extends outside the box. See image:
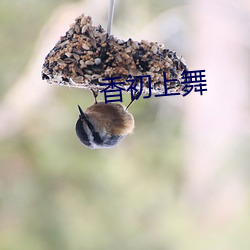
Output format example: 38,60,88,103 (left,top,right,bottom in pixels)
107,0,115,34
